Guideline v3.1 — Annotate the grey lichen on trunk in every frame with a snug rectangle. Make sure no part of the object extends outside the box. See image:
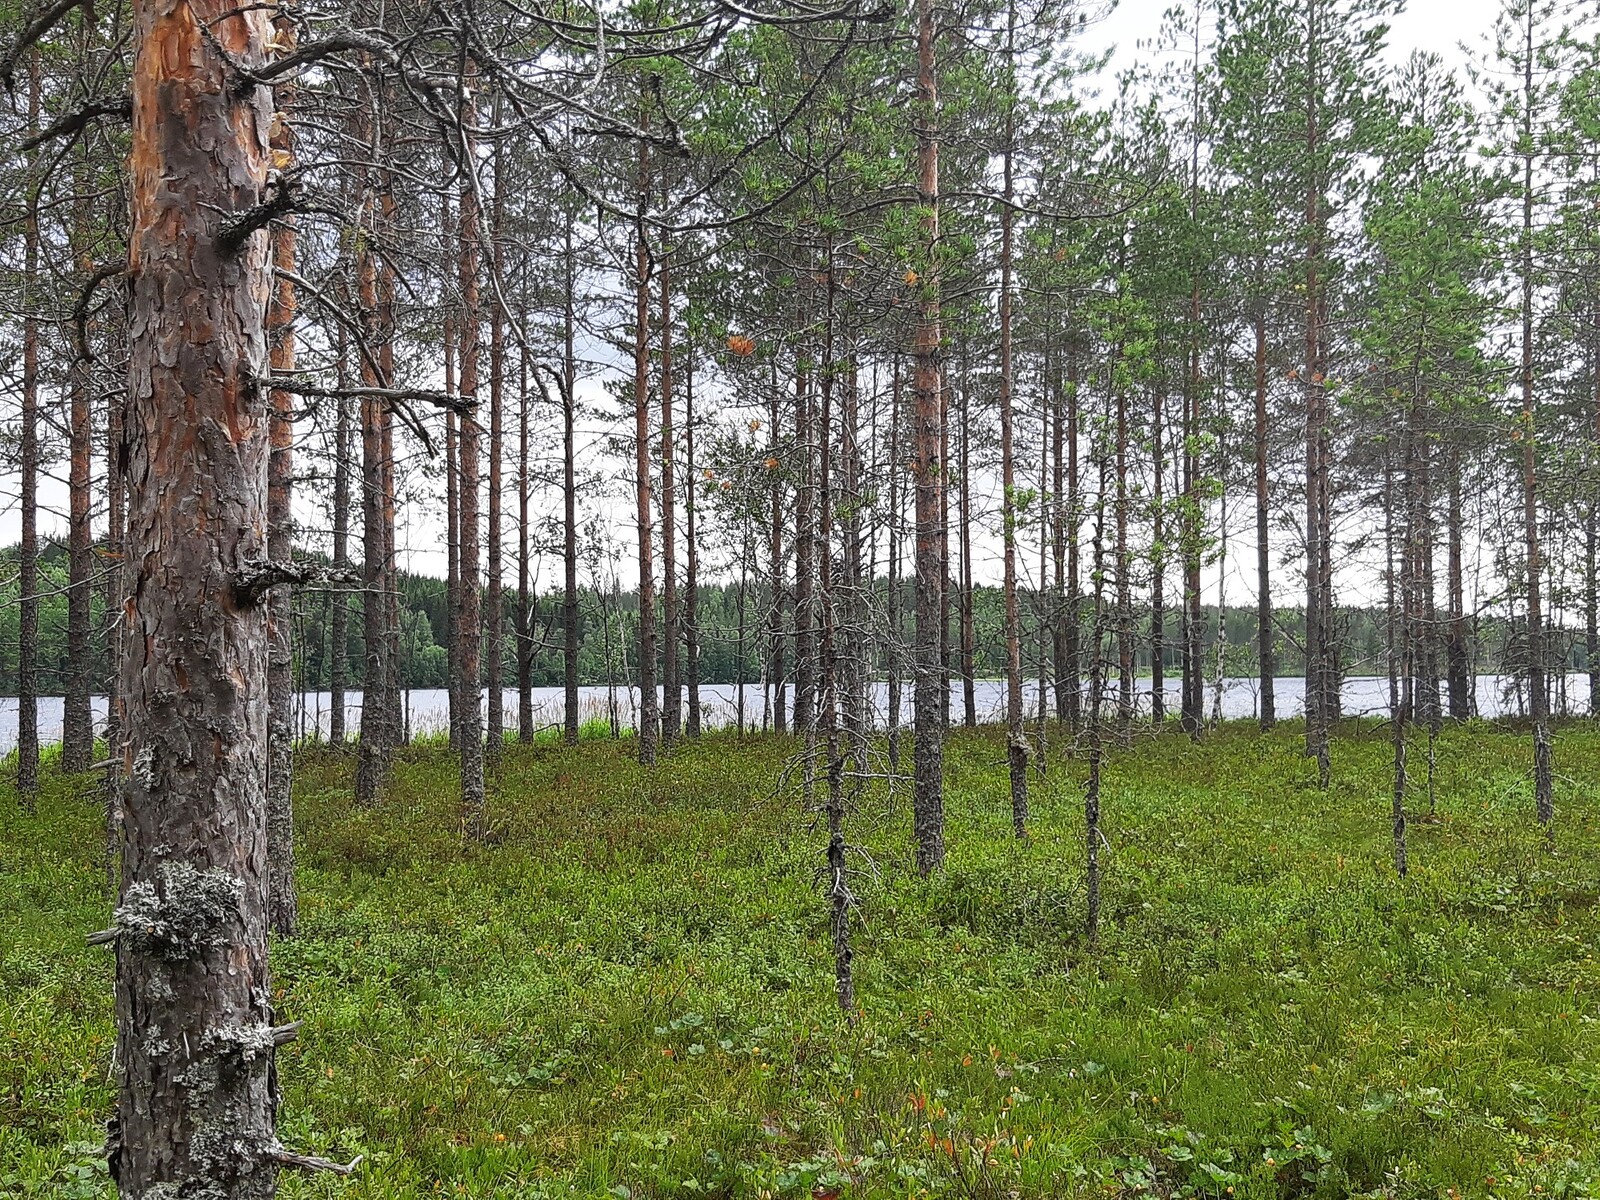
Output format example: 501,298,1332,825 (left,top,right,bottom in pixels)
114,0,282,1189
